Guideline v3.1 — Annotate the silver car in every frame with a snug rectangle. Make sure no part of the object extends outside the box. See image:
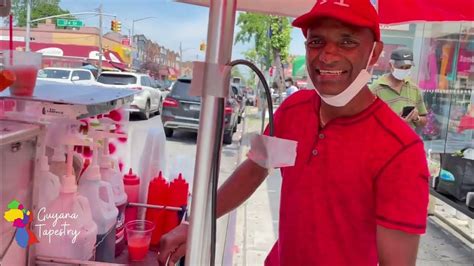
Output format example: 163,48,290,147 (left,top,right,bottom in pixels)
97,72,164,120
